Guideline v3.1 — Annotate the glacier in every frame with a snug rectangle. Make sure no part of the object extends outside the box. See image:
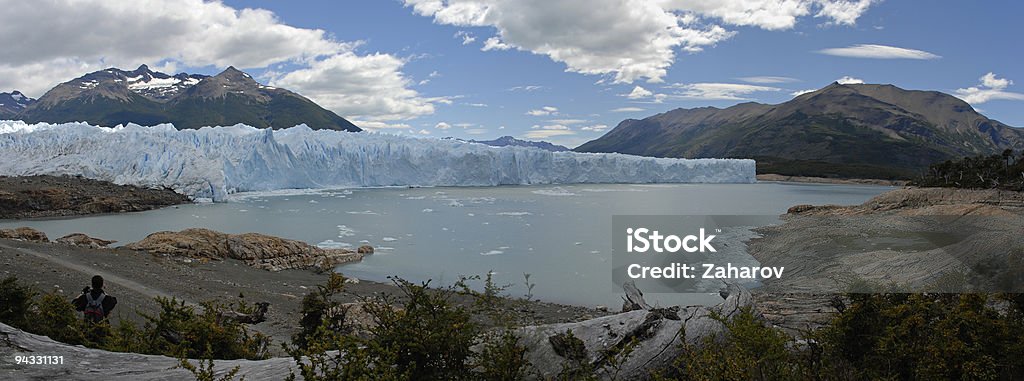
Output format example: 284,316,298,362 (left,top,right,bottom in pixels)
0,121,755,201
